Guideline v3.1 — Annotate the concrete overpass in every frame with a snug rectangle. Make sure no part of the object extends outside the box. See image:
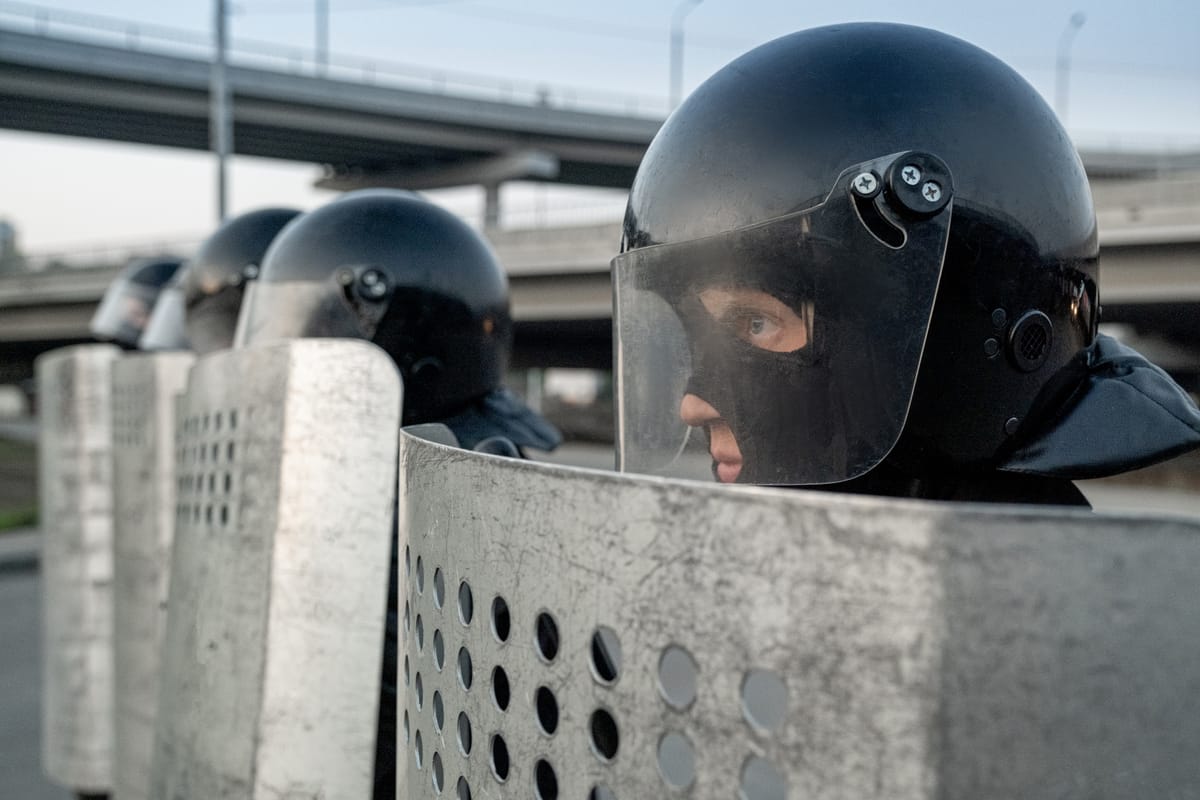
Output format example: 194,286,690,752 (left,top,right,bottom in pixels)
2,10,1199,195
0,22,658,193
